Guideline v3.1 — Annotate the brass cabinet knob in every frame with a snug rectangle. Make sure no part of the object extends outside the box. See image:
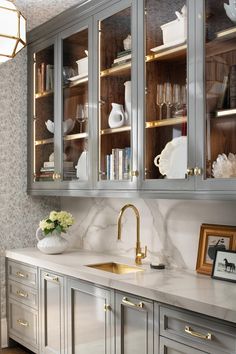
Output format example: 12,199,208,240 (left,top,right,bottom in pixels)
194,167,202,176
131,170,139,177
53,173,61,180
186,168,194,176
